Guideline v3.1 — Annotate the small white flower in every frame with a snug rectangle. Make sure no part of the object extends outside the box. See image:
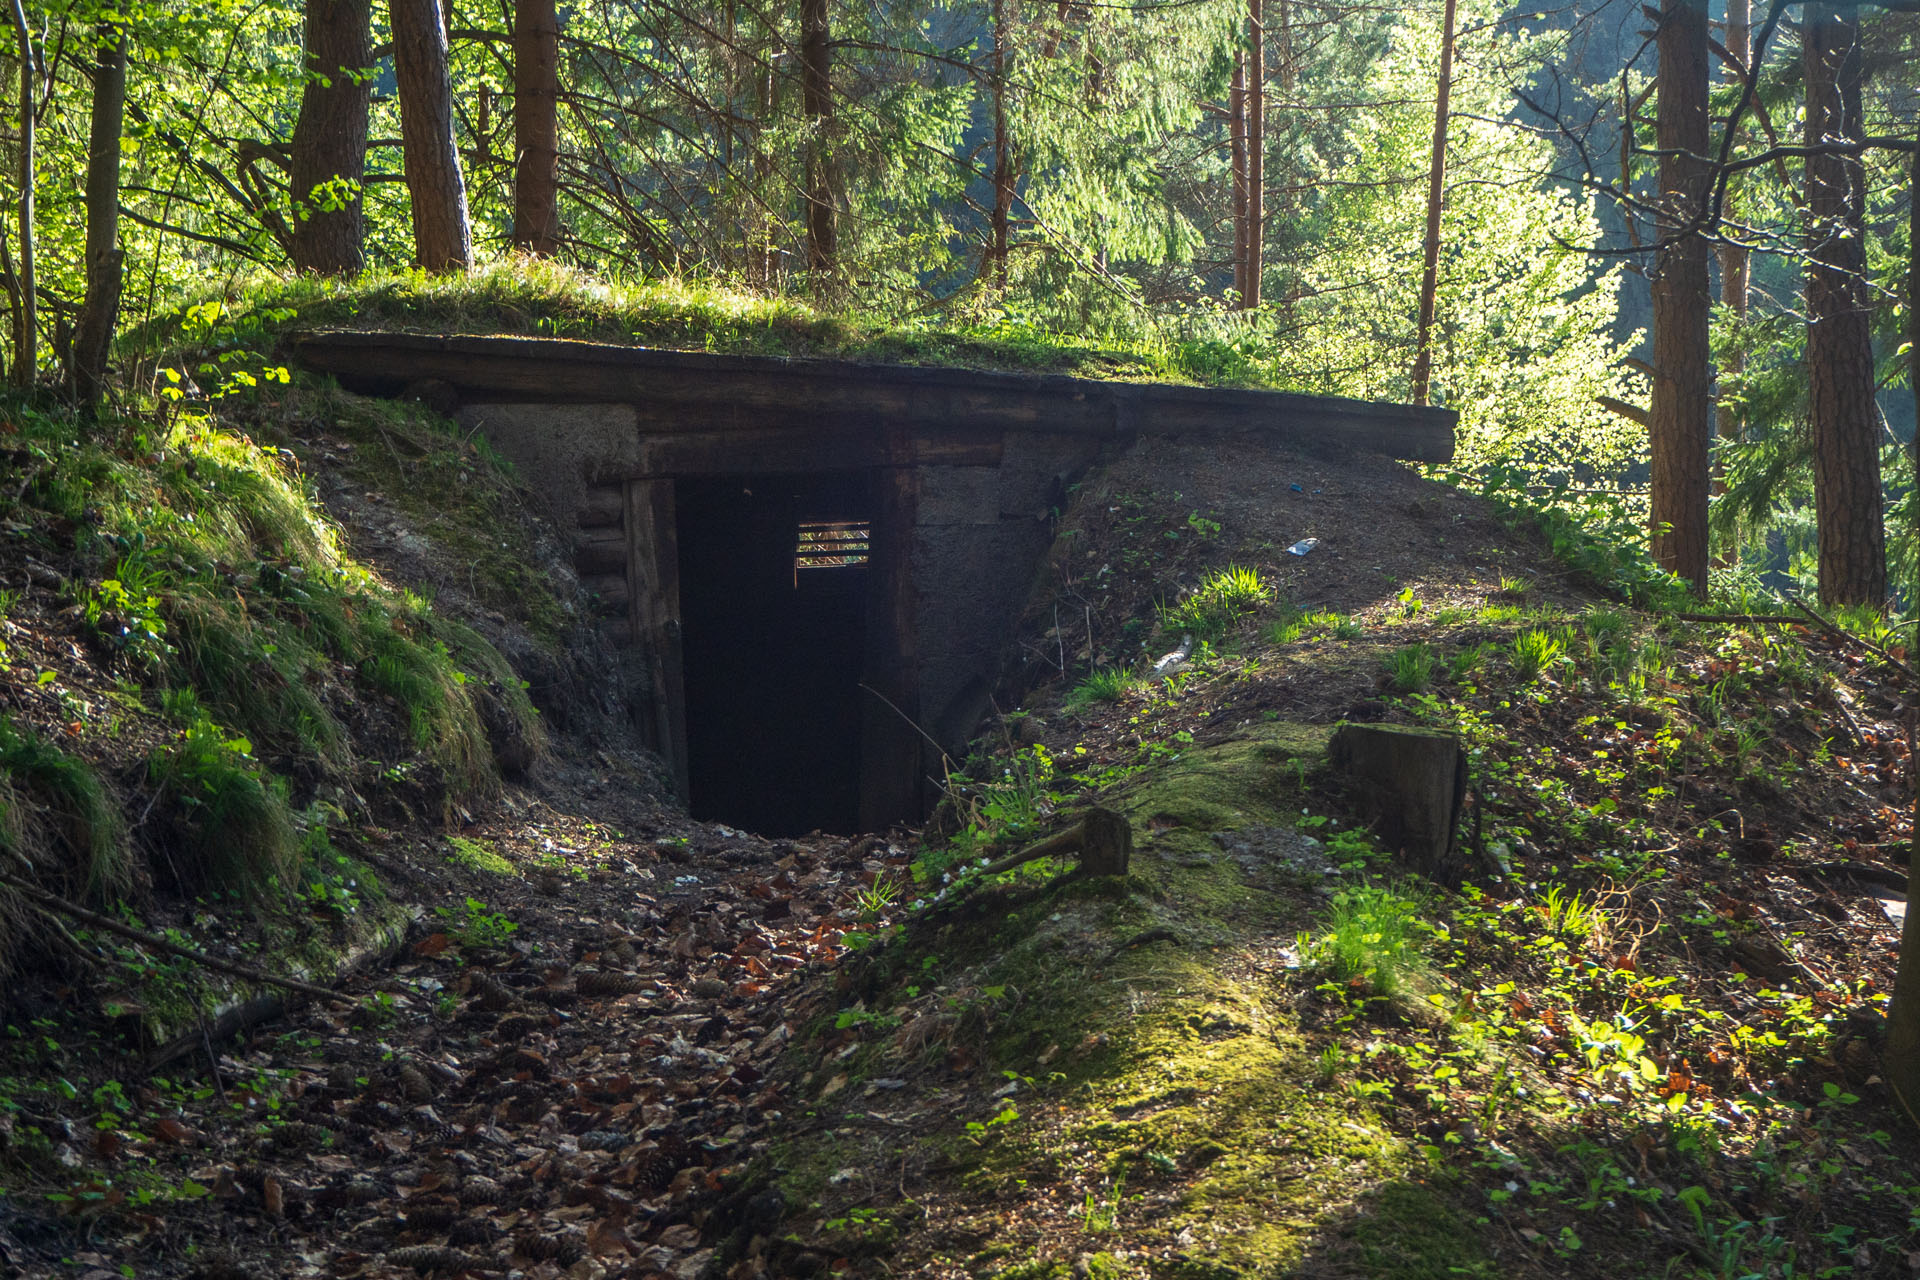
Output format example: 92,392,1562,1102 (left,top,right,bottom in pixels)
1504,1181,1520,1193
